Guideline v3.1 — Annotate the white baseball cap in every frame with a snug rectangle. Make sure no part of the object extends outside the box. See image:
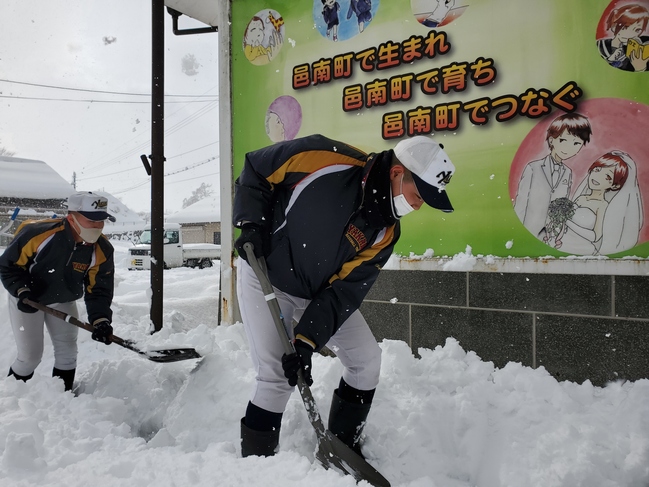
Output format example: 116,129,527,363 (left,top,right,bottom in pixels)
393,136,455,213
66,192,116,222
